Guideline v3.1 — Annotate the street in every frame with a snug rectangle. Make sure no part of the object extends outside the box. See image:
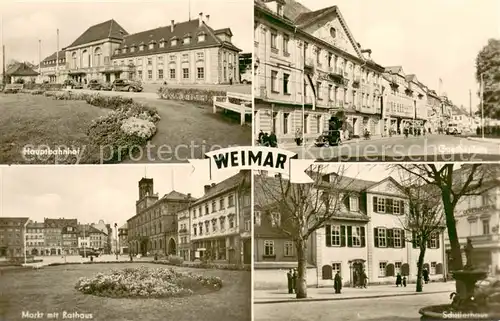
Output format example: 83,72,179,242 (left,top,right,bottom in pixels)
287,134,500,161
254,291,450,321
27,254,152,266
